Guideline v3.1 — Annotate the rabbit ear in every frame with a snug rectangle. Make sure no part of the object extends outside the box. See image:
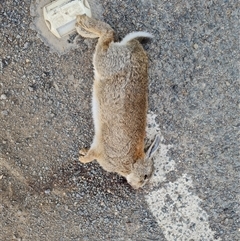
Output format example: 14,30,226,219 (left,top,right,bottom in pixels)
145,135,160,159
